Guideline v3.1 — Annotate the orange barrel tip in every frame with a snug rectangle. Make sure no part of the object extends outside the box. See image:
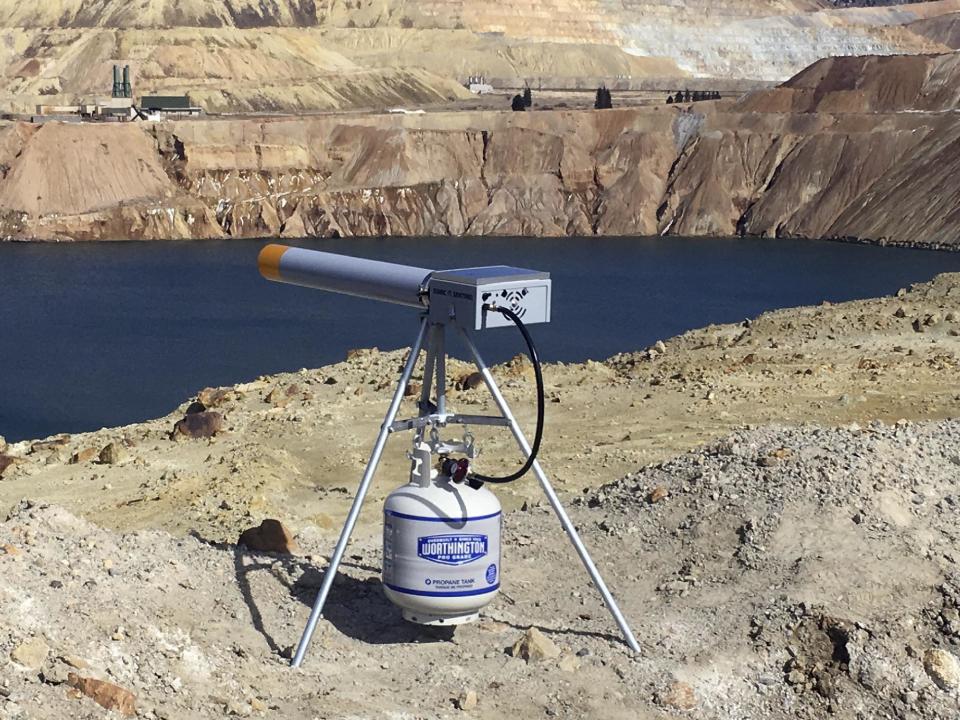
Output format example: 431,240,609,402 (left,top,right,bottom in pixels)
258,244,290,281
